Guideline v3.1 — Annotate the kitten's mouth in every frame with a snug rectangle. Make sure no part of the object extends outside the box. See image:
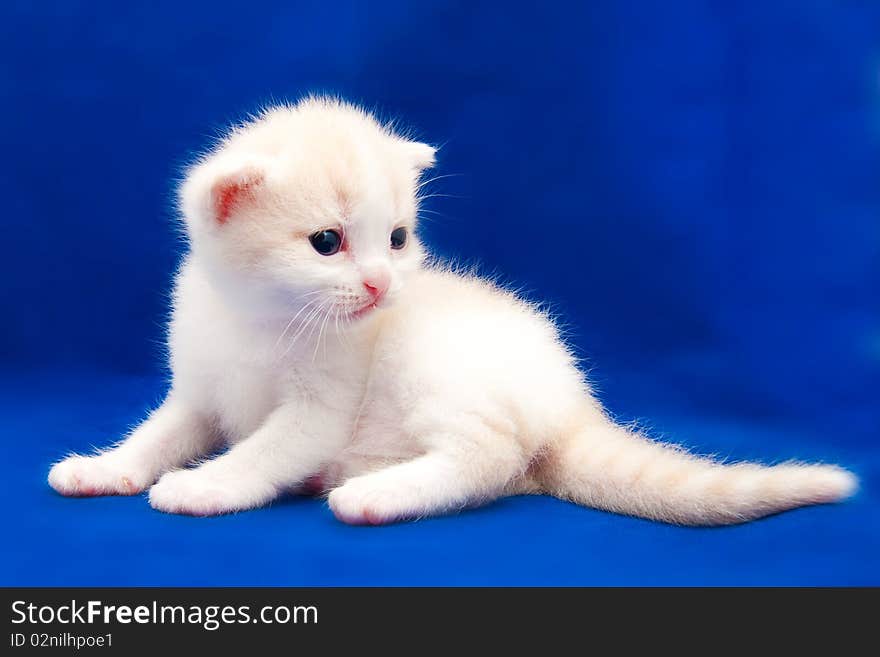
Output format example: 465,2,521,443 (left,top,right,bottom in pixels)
349,301,379,320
